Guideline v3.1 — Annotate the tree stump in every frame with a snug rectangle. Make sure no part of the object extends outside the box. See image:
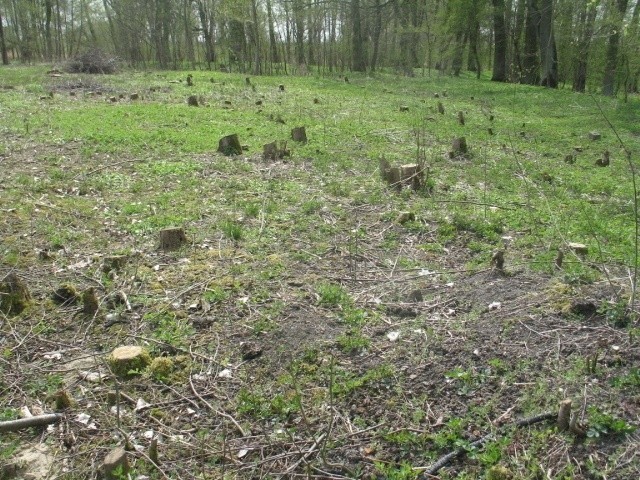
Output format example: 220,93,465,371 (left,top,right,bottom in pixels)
437,102,445,114
313,98,320,104
588,131,601,141
595,150,610,167
457,111,465,125
291,127,307,143
186,74,193,86
379,158,401,191
102,255,128,273
109,96,117,103
400,163,424,191
245,77,252,86
278,84,285,92
399,106,409,112
187,95,198,107
0,273,32,316
102,447,129,480
108,345,152,377
450,137,468,157
82,287,100,316
130,93,139,101
52,284,79,305
217,134,242,156
159,227,188,250
263,141,290,161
